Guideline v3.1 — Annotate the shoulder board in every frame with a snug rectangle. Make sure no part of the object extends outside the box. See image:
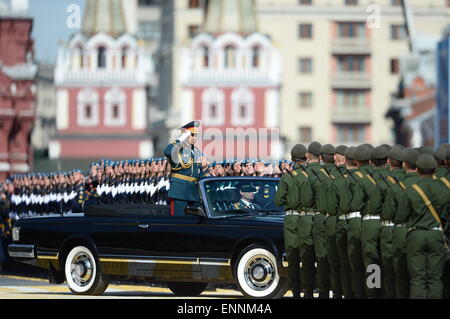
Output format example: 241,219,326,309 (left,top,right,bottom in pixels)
432,175,437,180
233,203,240,209
399,182,407,190
387,176,397,185
301,171,309,178
439,177,450,189
292,171,298,176
354,171,364,178
365,174,377,185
